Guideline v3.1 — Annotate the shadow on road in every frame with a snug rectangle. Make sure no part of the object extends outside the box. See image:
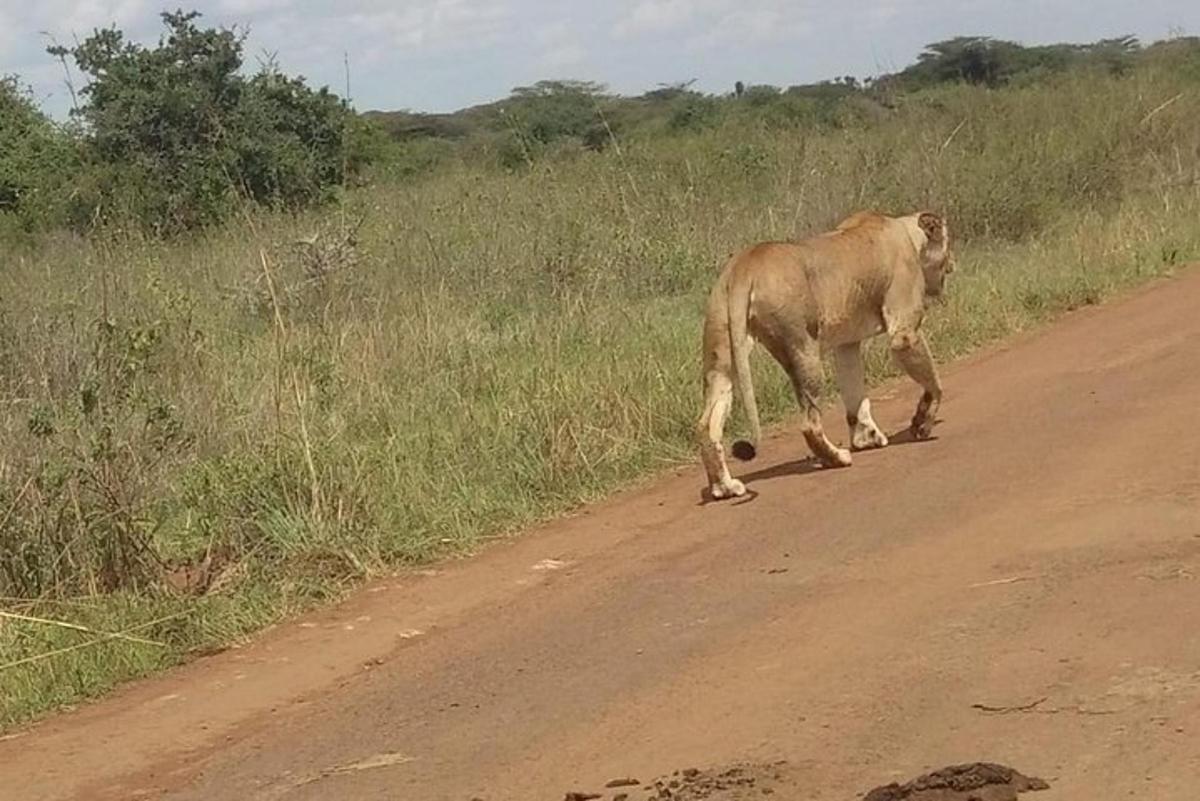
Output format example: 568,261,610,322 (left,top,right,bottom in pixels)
696,421,942,506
